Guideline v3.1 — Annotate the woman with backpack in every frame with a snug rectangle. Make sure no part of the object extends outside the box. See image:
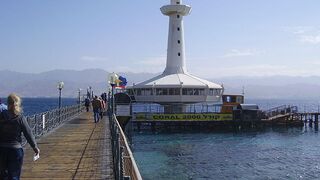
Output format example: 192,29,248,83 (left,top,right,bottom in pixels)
0,93,40,179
